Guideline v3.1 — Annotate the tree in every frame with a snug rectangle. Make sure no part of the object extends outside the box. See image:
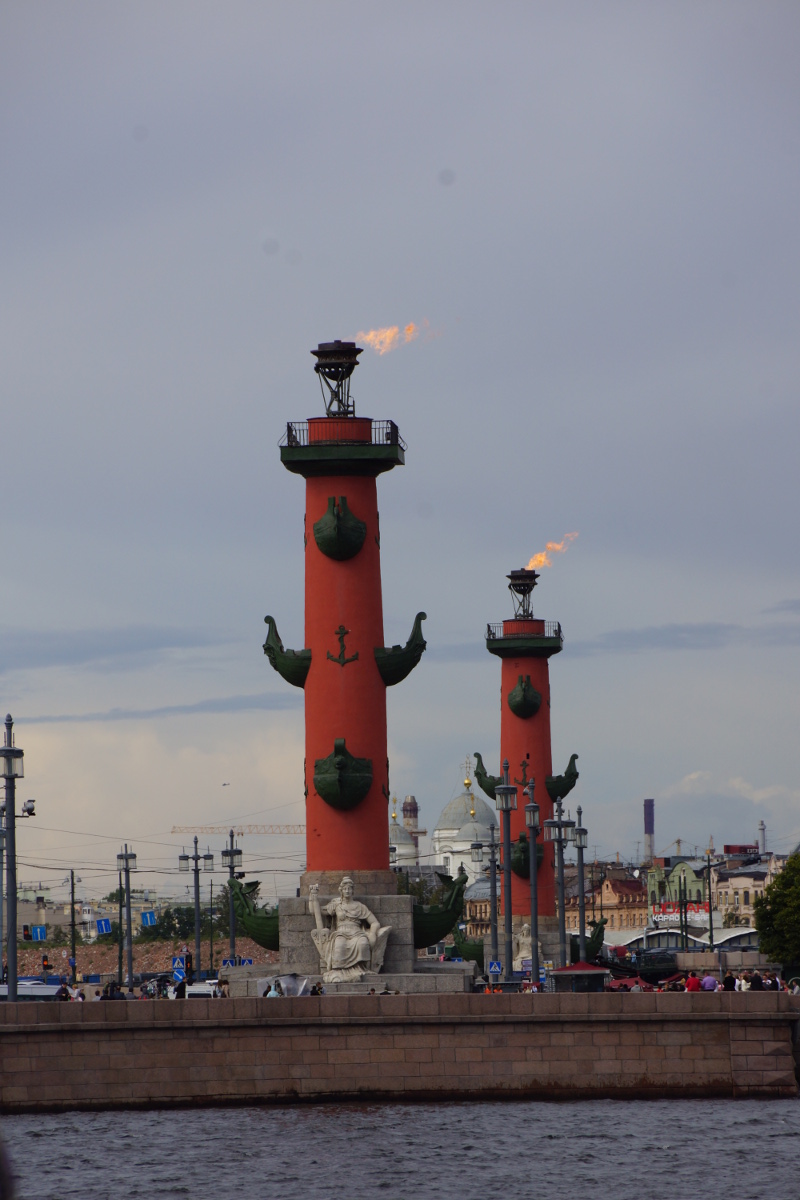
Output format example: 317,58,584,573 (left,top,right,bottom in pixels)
103,889,125,905
753,854,800,968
